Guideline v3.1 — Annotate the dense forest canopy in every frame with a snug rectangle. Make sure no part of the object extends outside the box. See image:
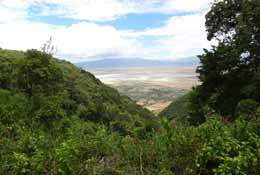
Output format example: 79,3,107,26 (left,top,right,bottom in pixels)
1,0,260,174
